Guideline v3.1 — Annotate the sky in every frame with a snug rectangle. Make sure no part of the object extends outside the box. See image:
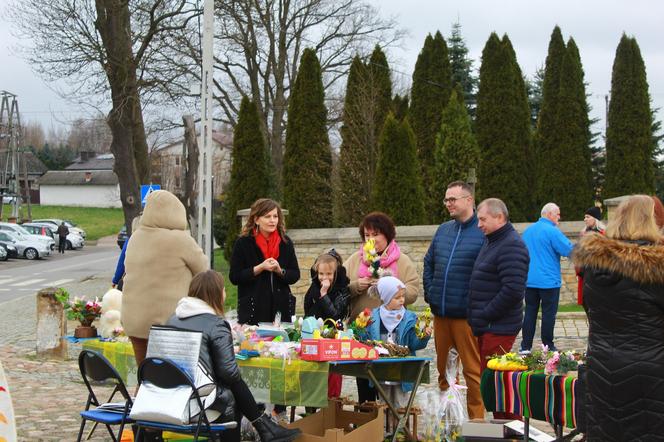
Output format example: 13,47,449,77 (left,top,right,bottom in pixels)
1,0,662,139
